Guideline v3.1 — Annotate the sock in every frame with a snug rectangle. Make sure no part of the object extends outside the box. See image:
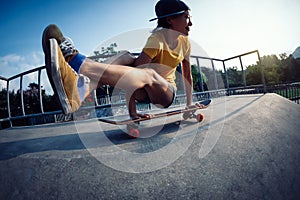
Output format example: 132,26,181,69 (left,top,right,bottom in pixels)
69,53,86,73
77,74,90,102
